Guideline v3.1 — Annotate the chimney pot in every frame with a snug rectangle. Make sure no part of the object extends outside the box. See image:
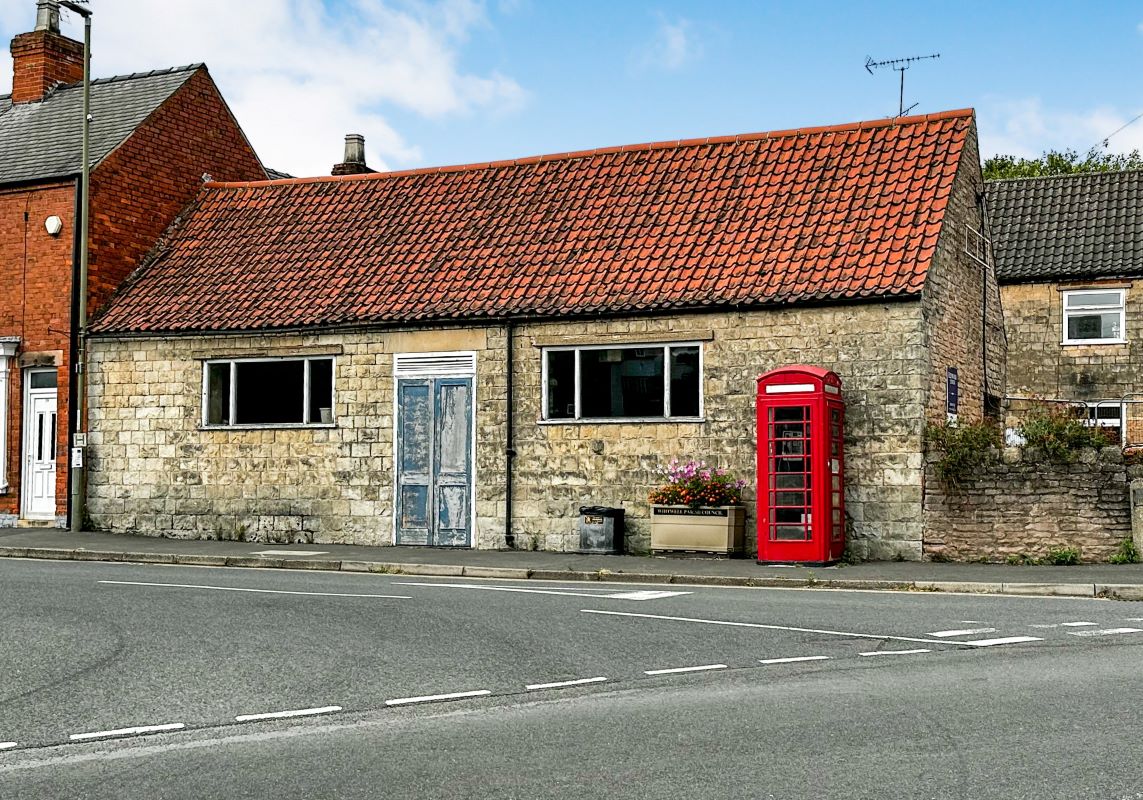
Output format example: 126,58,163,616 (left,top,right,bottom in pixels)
331,134,373,176
35,1,60,33
344,134,366,165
